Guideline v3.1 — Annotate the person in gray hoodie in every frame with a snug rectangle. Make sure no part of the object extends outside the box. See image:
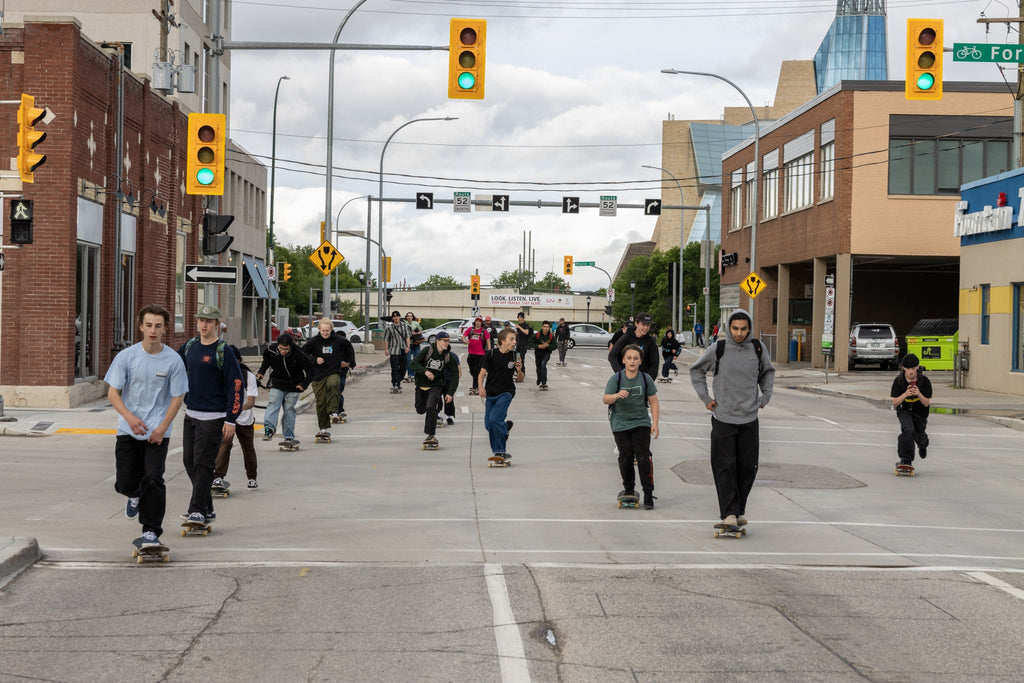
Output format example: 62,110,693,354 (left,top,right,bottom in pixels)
688,308,775,531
